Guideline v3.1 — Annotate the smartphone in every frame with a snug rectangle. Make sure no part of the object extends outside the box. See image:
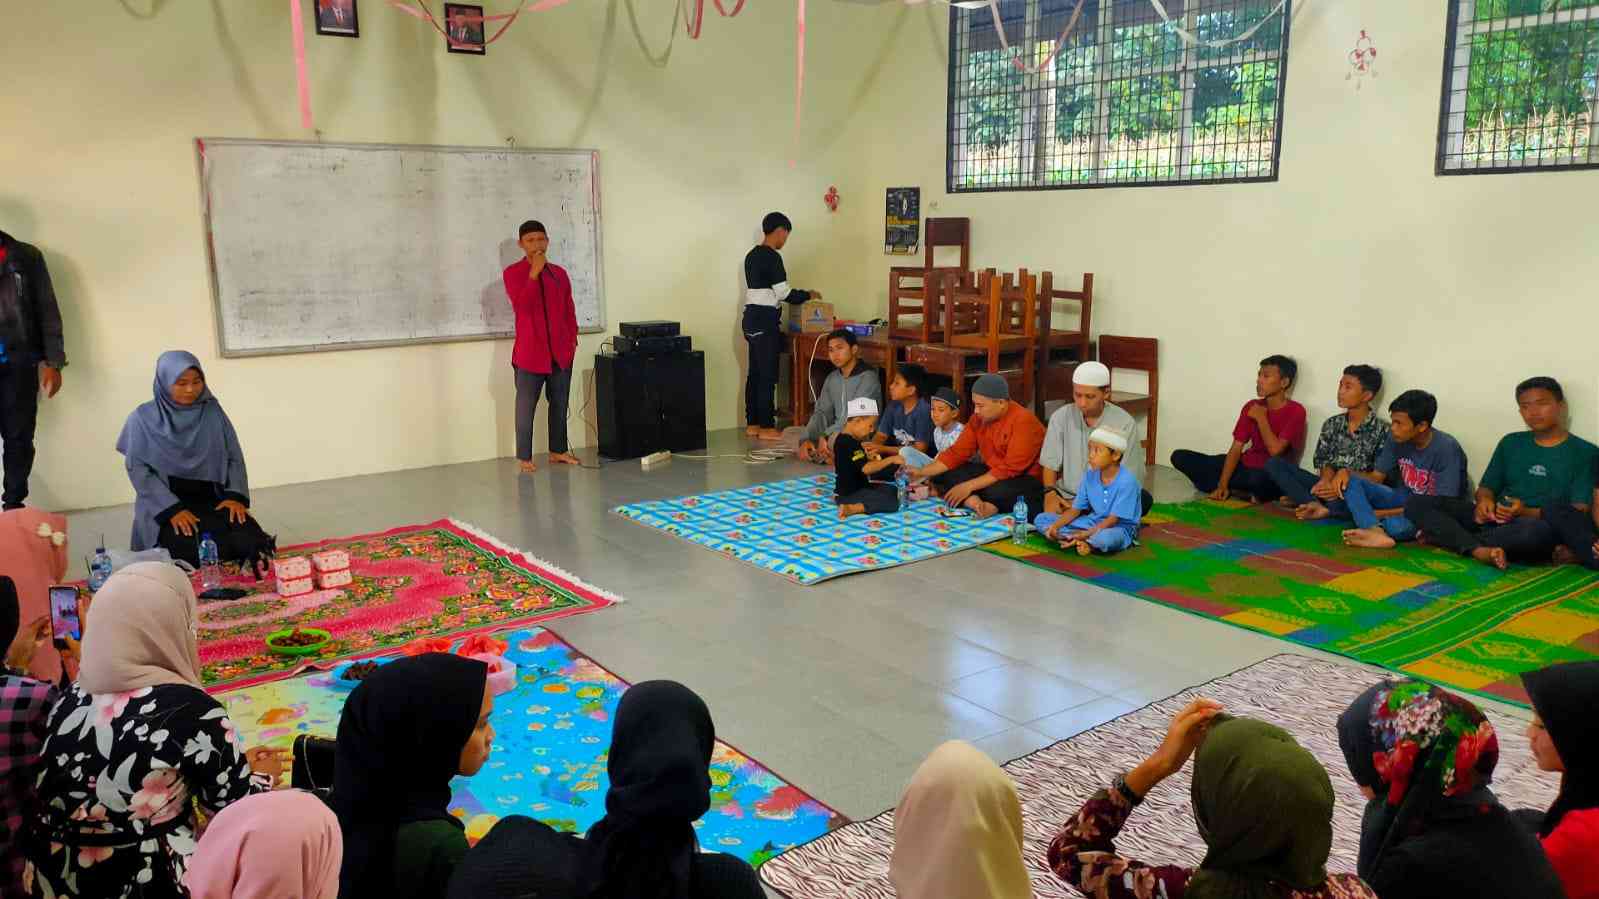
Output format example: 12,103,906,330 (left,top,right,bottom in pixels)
49,584,81,647
936,505,974,518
